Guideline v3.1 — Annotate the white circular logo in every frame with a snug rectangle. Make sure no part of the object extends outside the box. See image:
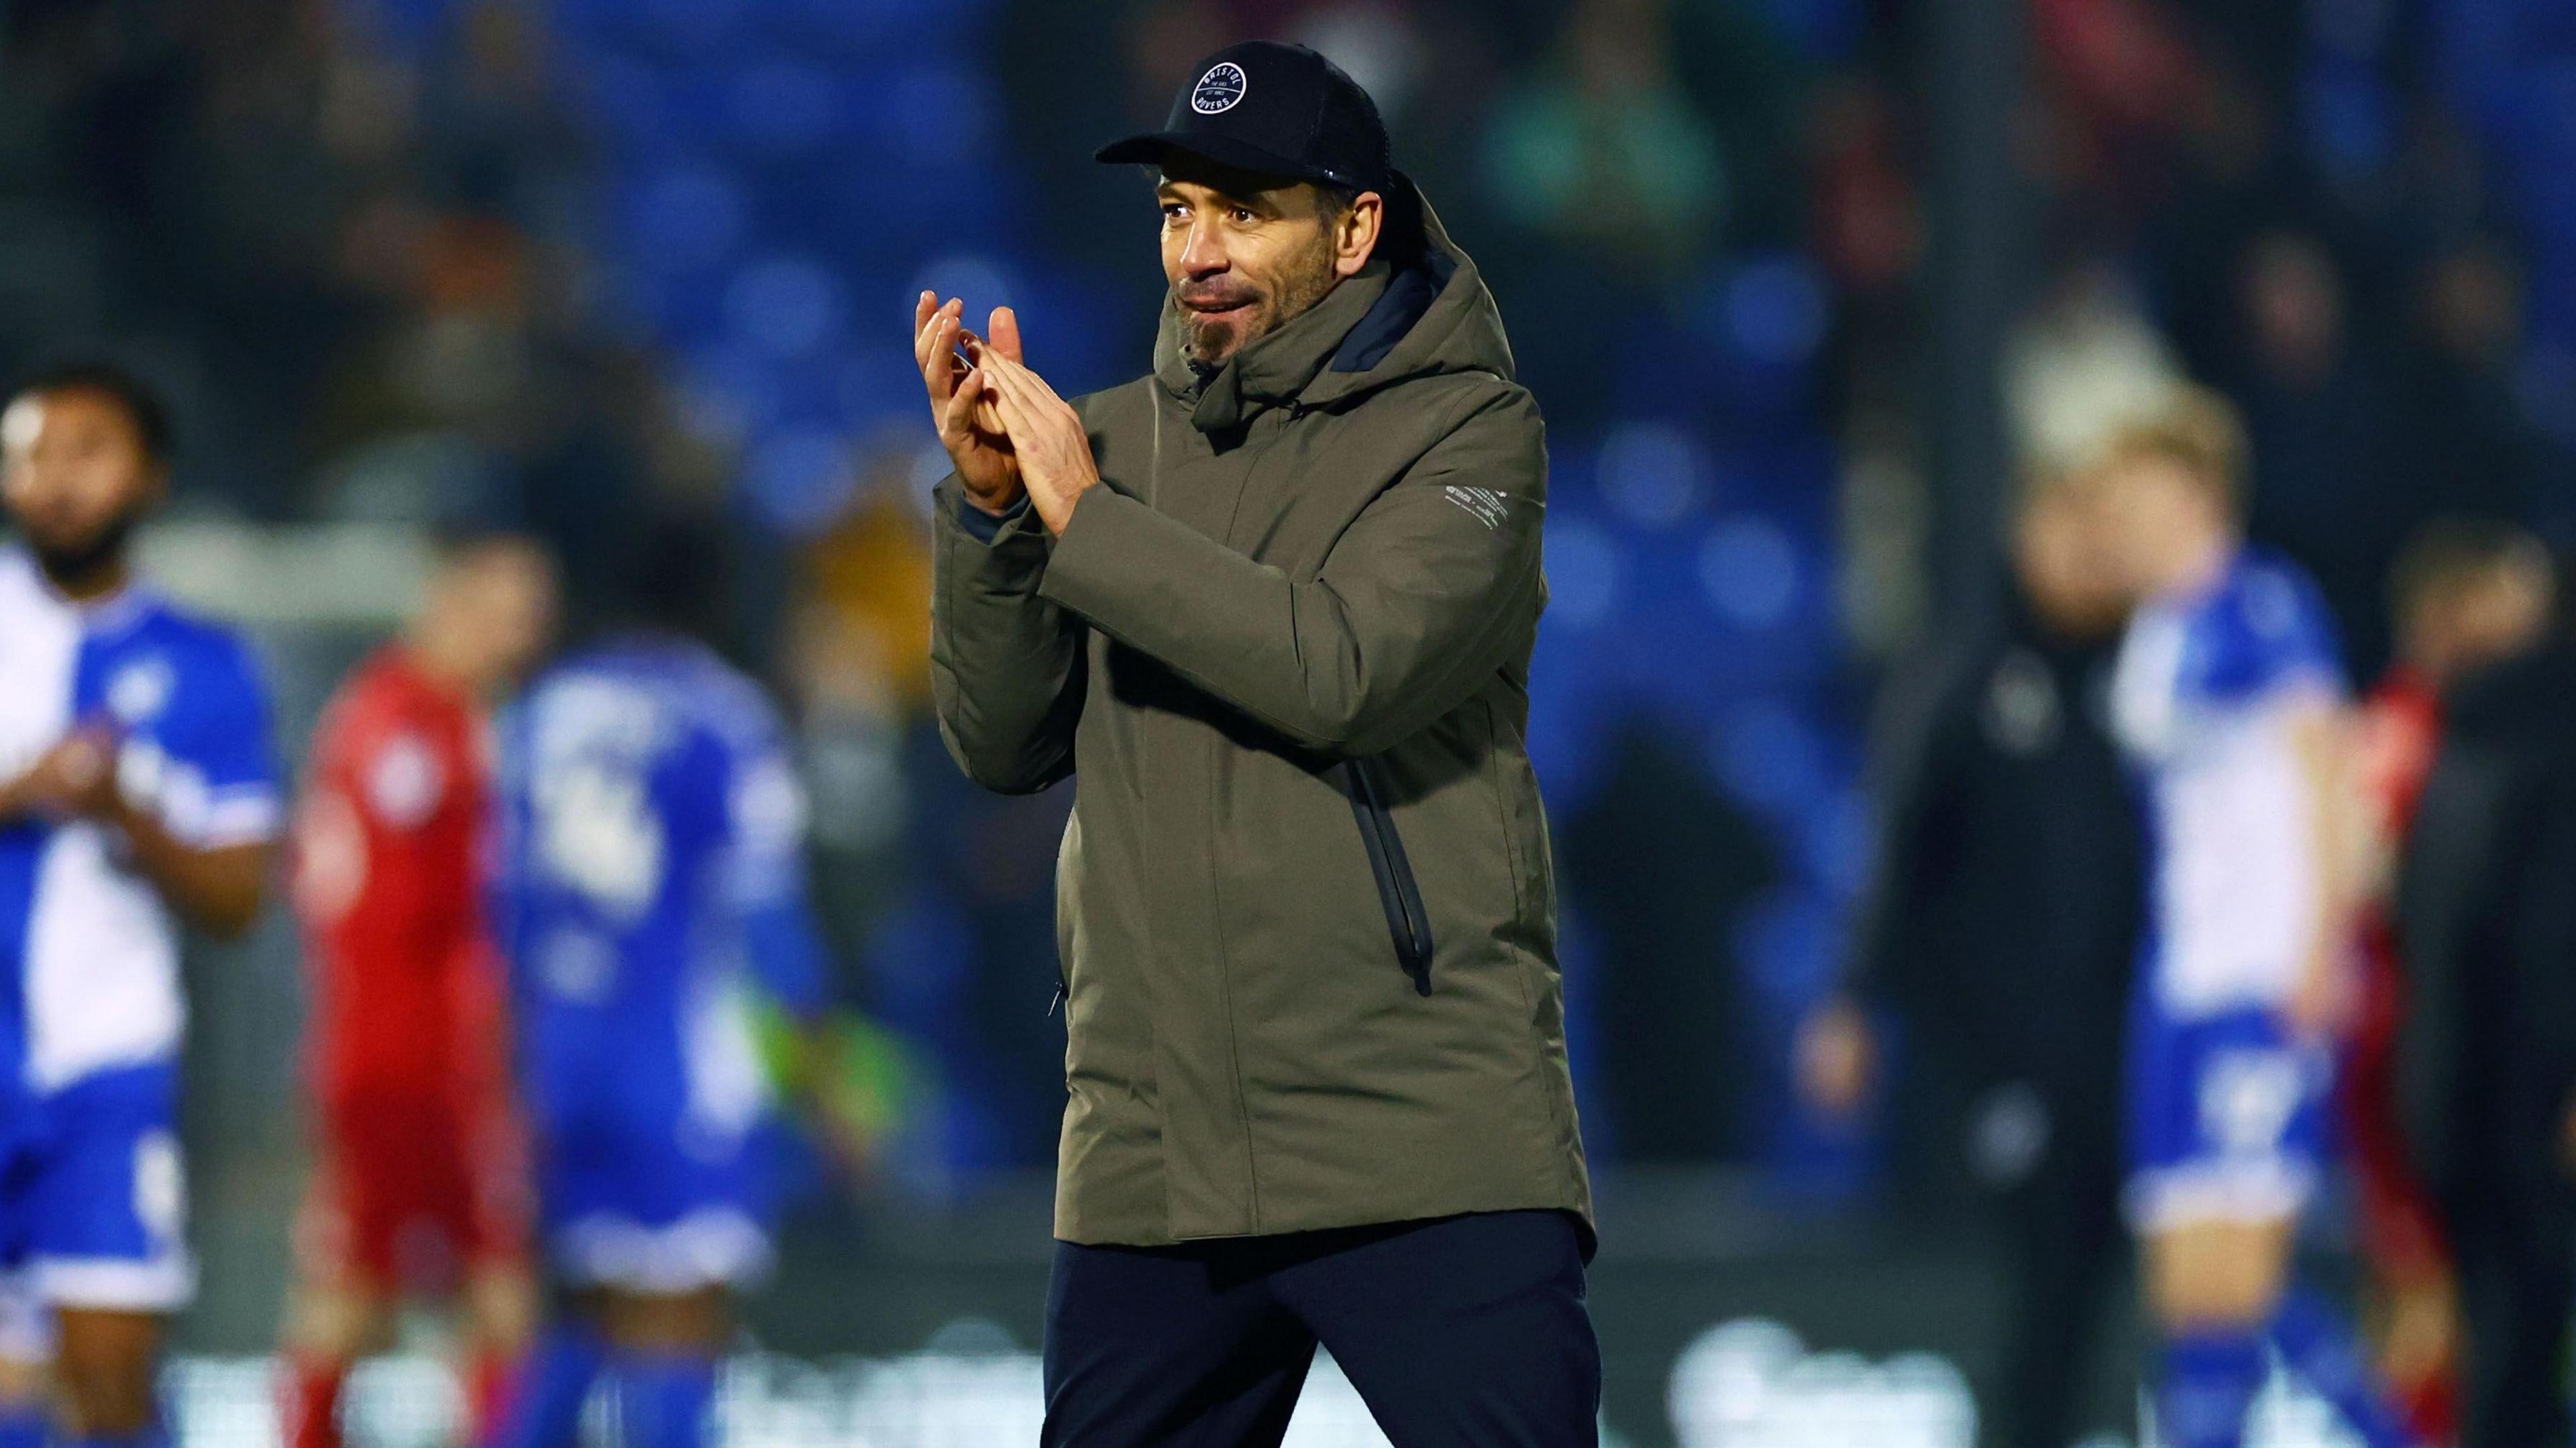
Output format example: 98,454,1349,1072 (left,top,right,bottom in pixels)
1191,62,1248,115
366,730,447,828
107,657,174,724
1982,649,2062,757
